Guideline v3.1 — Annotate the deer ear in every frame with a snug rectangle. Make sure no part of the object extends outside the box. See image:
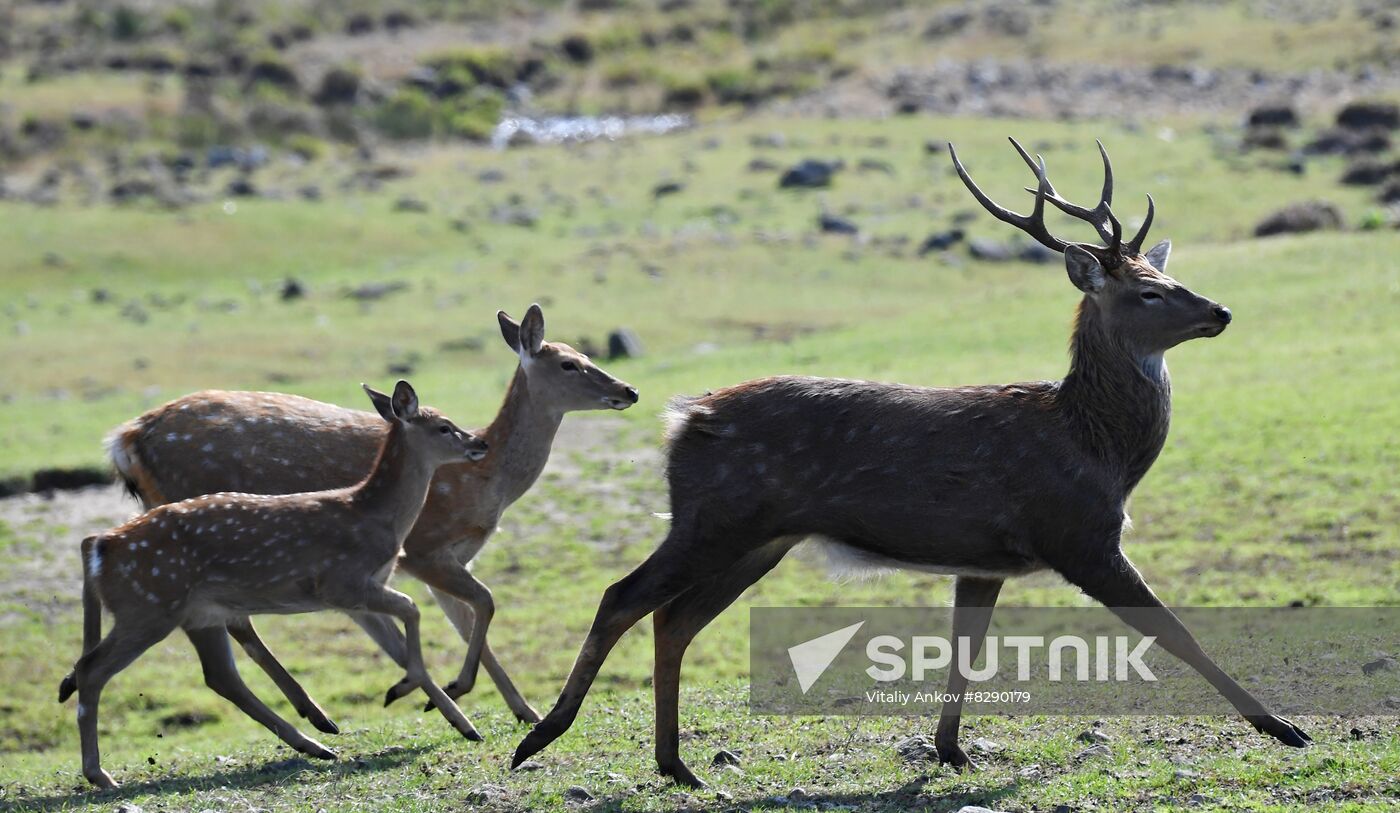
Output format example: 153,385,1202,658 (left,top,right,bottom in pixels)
391,380,419,421
1144,239,1171,273
519,303,546,356
498,310,521,353
1065,245,1107,294
362,384,395,423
